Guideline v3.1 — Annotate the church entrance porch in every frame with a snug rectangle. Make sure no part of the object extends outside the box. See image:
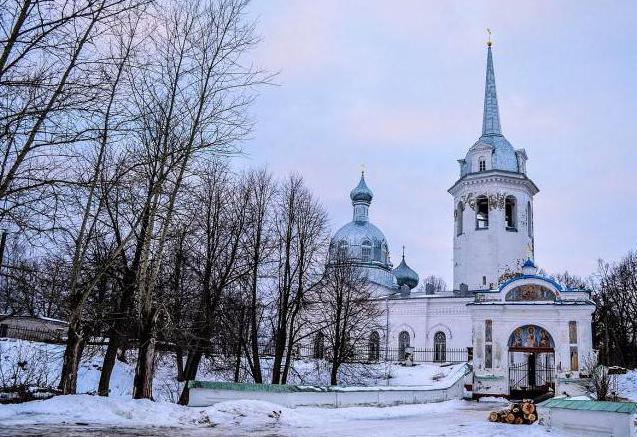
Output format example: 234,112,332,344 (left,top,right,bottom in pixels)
507,325,555,399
